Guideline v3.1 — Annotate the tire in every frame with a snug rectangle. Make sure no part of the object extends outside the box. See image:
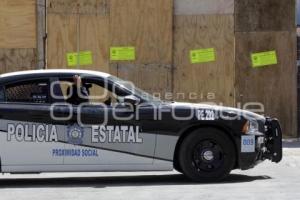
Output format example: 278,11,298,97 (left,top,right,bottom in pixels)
179,128,236,182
